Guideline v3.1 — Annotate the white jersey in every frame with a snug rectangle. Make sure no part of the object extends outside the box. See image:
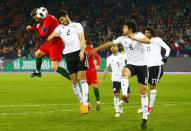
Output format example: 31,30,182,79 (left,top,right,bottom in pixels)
106,53,126,82
144,37,170,67
113,32,148,66
54,22,84,54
